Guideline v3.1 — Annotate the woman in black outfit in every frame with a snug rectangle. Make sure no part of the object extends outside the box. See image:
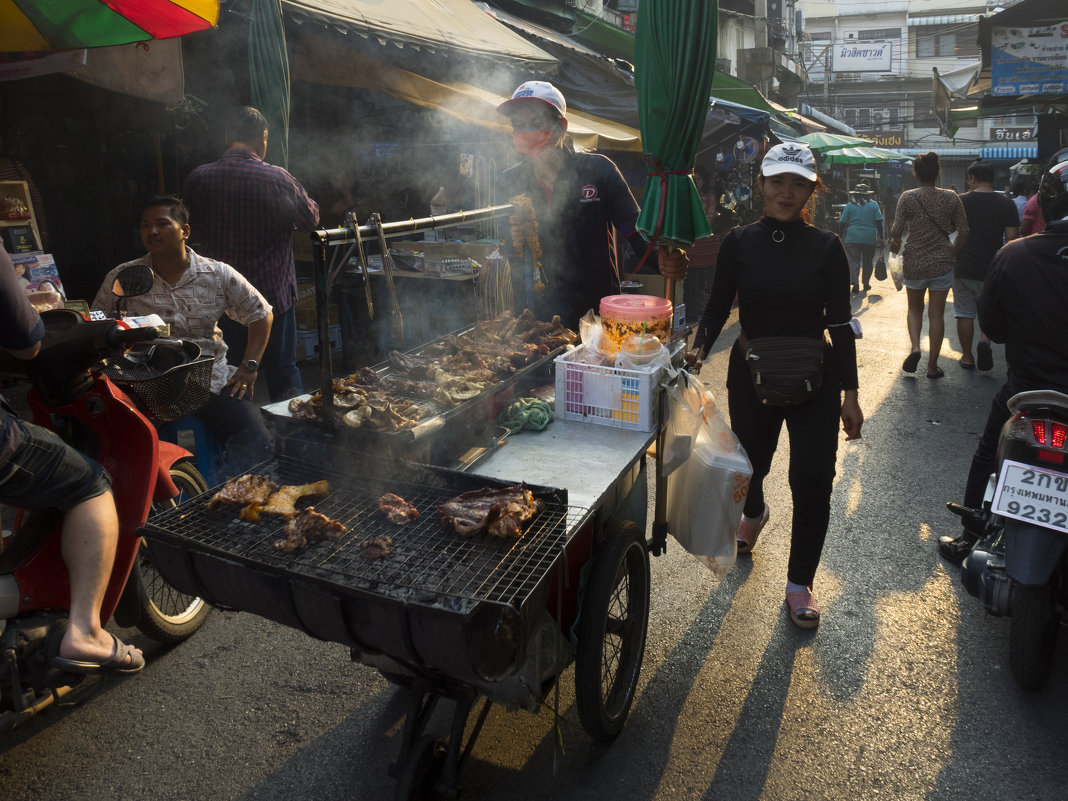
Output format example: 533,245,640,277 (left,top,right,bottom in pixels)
686,143,863,628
